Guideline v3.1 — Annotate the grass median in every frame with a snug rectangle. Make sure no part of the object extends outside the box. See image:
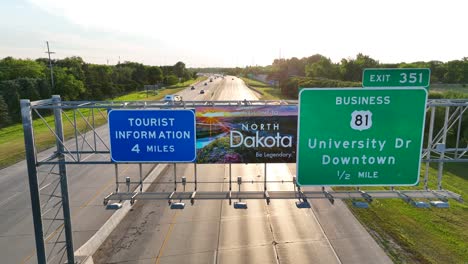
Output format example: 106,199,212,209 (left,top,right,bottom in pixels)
240,77,292,100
